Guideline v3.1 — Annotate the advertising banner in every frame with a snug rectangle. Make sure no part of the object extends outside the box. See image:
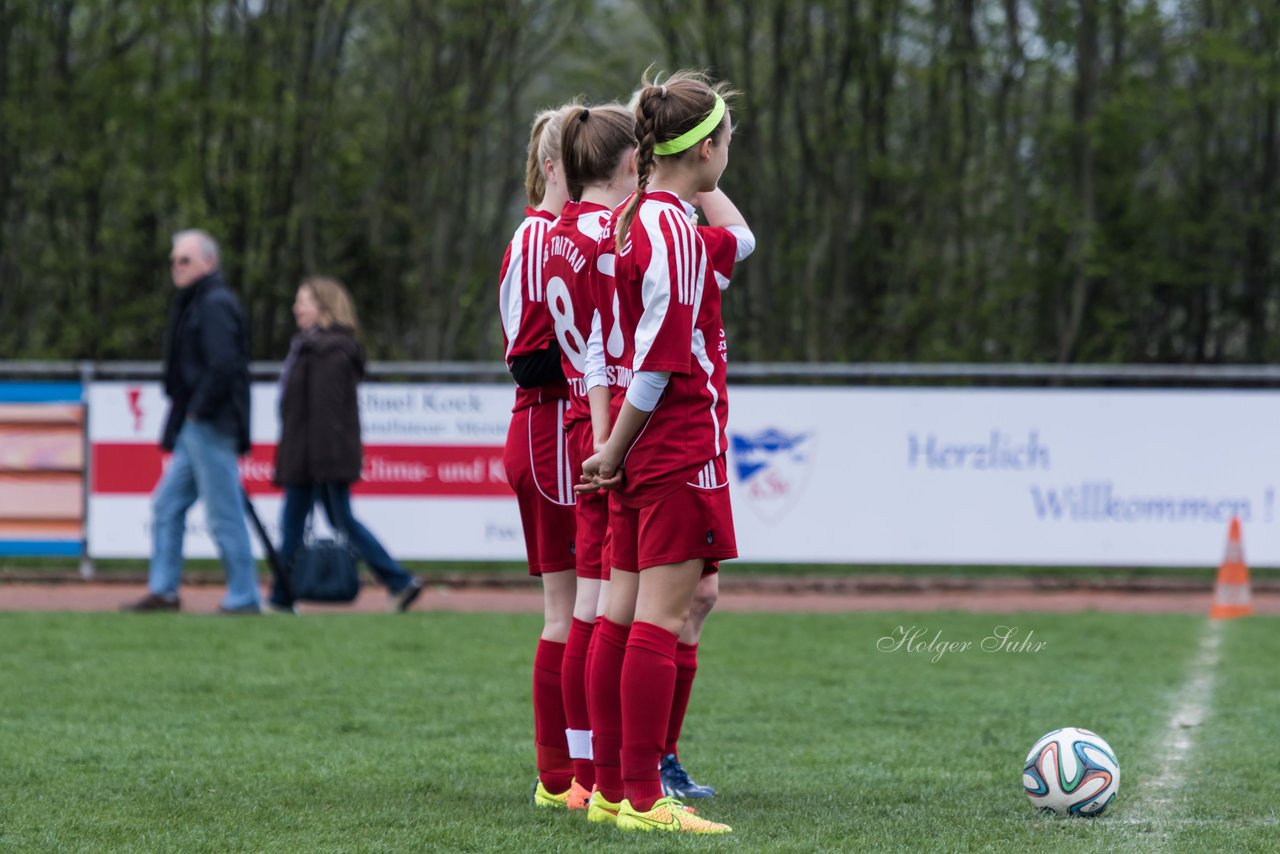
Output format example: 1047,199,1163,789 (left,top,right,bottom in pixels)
88,382,525,560
0,382,84,556
726,387,1280,567
88,382,1280,567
